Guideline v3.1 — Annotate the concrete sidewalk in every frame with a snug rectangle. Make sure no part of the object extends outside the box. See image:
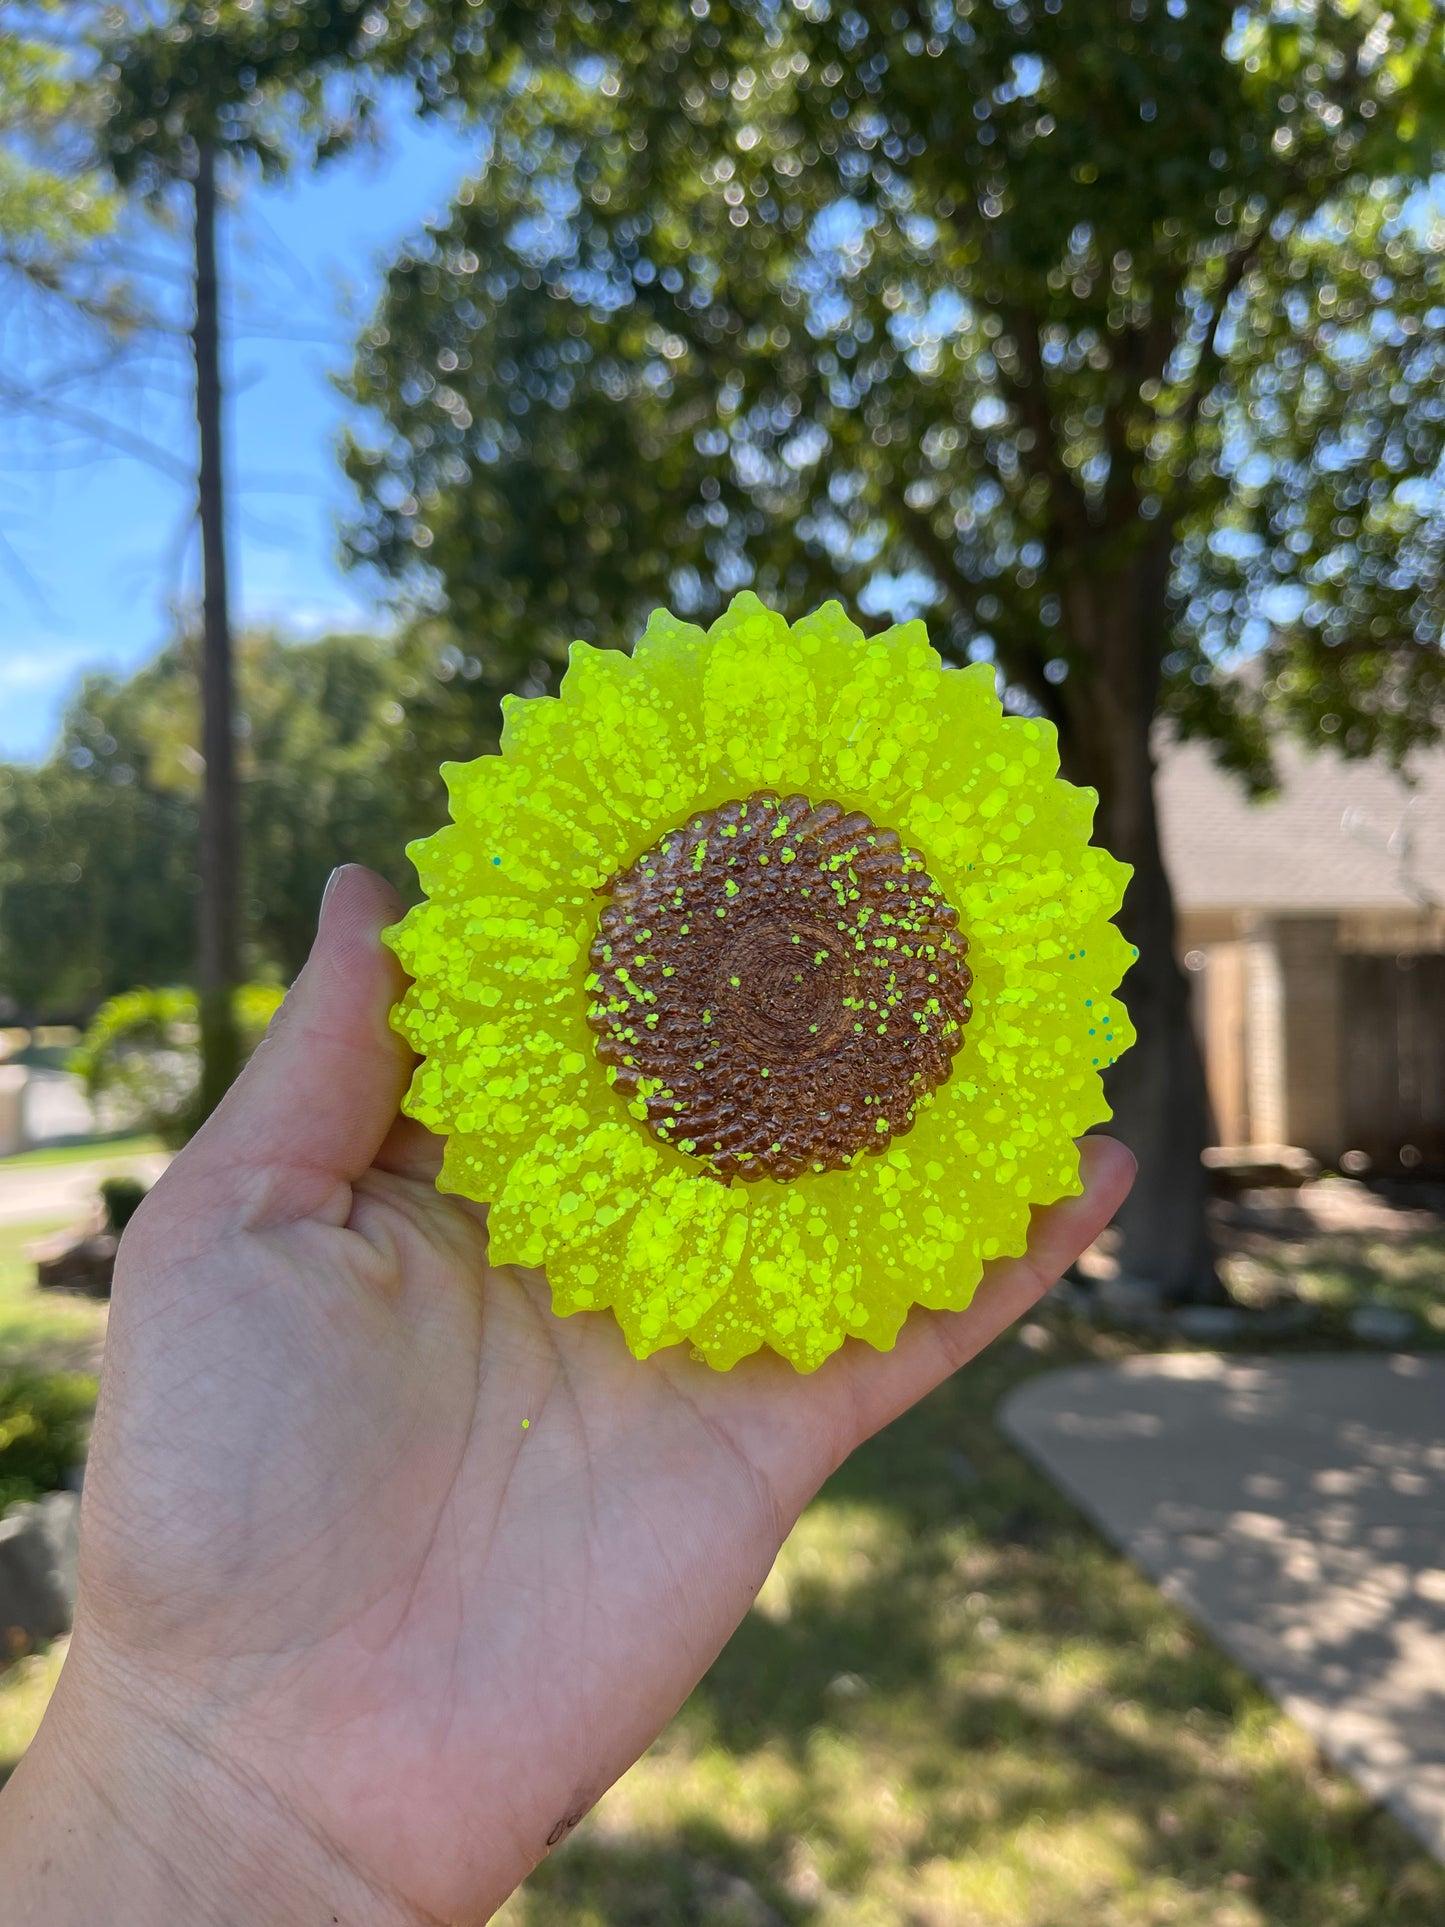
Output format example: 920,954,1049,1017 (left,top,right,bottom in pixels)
1001,1353,1445,1862
0,1151,170,1229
